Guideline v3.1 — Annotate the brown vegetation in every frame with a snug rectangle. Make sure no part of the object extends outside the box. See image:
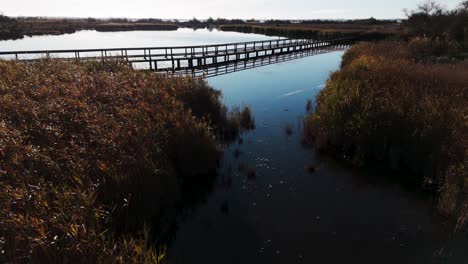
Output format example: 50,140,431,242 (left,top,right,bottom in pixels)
303,41,467,227
0,17,98,40
403,0,468,53
0,59,253,262
304,1,468,229
0,16,179,40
